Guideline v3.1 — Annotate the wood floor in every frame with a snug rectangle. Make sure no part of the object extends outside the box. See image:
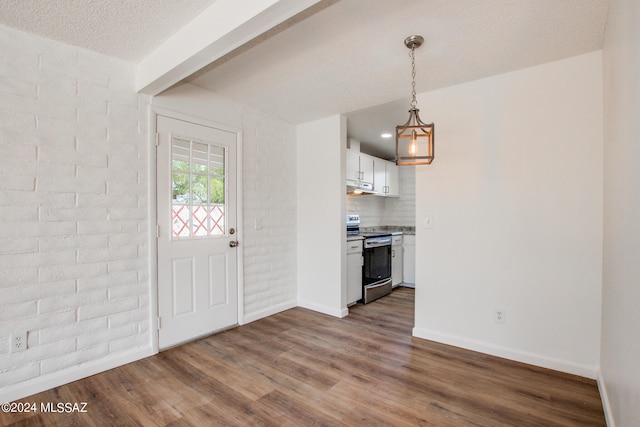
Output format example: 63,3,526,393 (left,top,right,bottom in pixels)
2,287,605,426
